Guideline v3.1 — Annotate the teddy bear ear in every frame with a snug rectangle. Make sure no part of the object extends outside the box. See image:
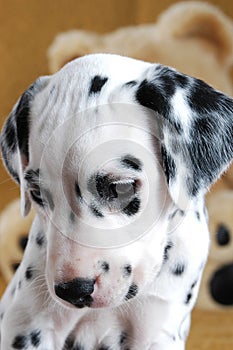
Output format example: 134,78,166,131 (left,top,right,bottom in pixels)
157,1,233,65
47,30,102,73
